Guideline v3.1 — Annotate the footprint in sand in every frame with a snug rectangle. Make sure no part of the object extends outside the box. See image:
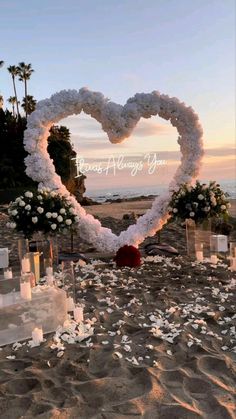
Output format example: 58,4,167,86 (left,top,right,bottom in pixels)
183,377,212,397
197,356,236,394
0,396,32,418
0,359,31,374
159,369,187,389
159,405,201,419
3,377,42,395
73,370,152,408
